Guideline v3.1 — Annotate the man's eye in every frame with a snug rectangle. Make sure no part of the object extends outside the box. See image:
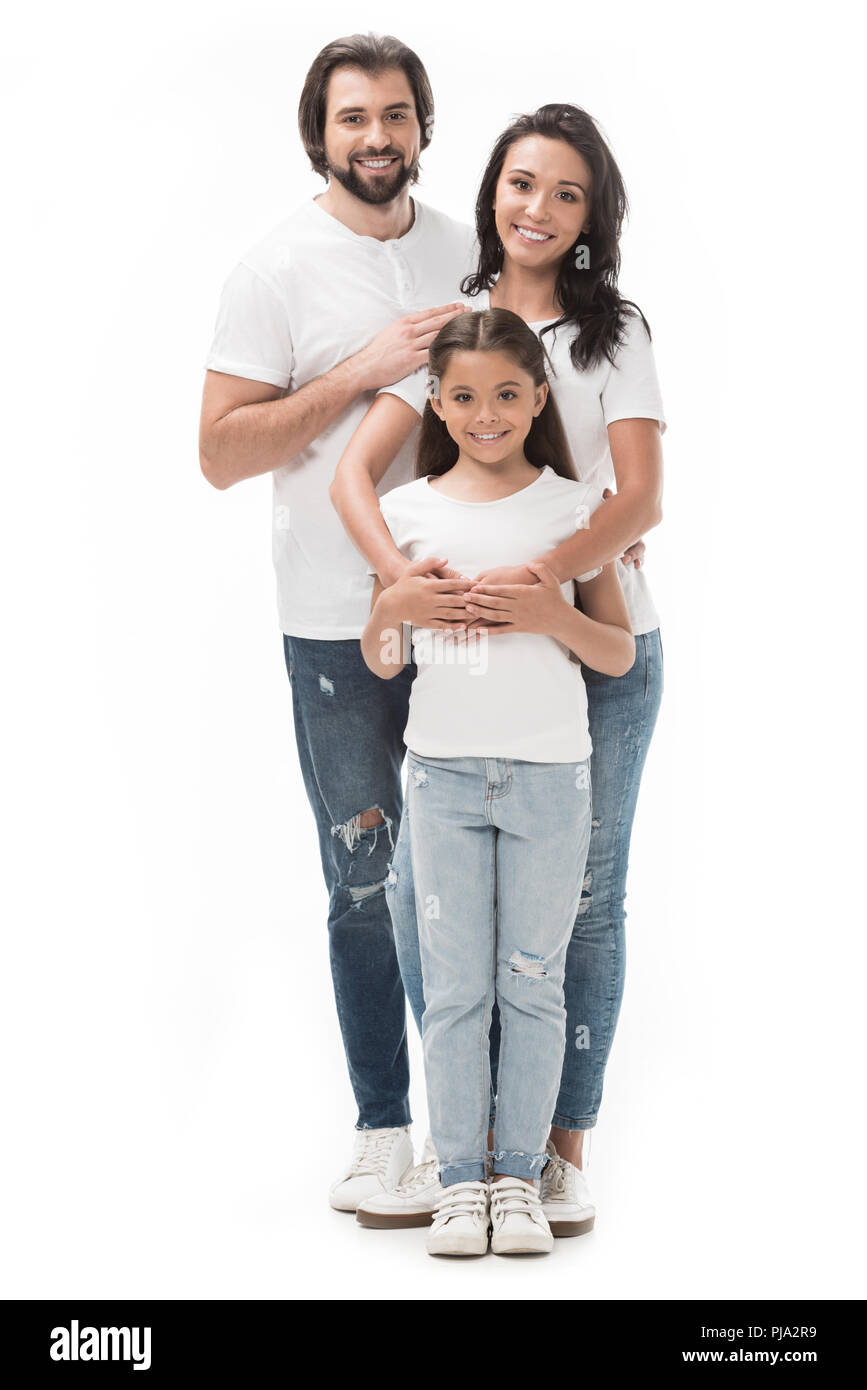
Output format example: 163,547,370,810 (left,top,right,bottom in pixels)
387,112,407,120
